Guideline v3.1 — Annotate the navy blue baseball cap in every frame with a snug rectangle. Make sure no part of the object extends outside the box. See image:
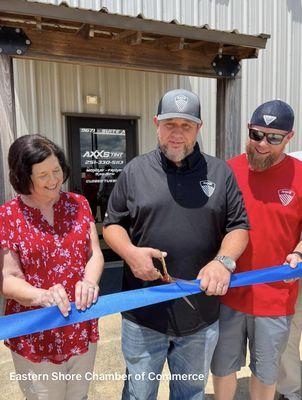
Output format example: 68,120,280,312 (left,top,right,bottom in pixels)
157,89,202,124
250,100,294,131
